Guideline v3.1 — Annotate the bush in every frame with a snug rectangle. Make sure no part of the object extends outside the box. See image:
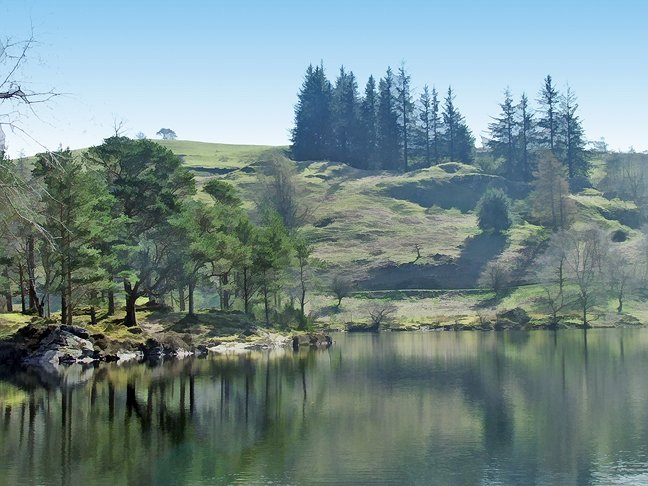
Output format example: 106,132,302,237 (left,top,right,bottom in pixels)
477,188,512,233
